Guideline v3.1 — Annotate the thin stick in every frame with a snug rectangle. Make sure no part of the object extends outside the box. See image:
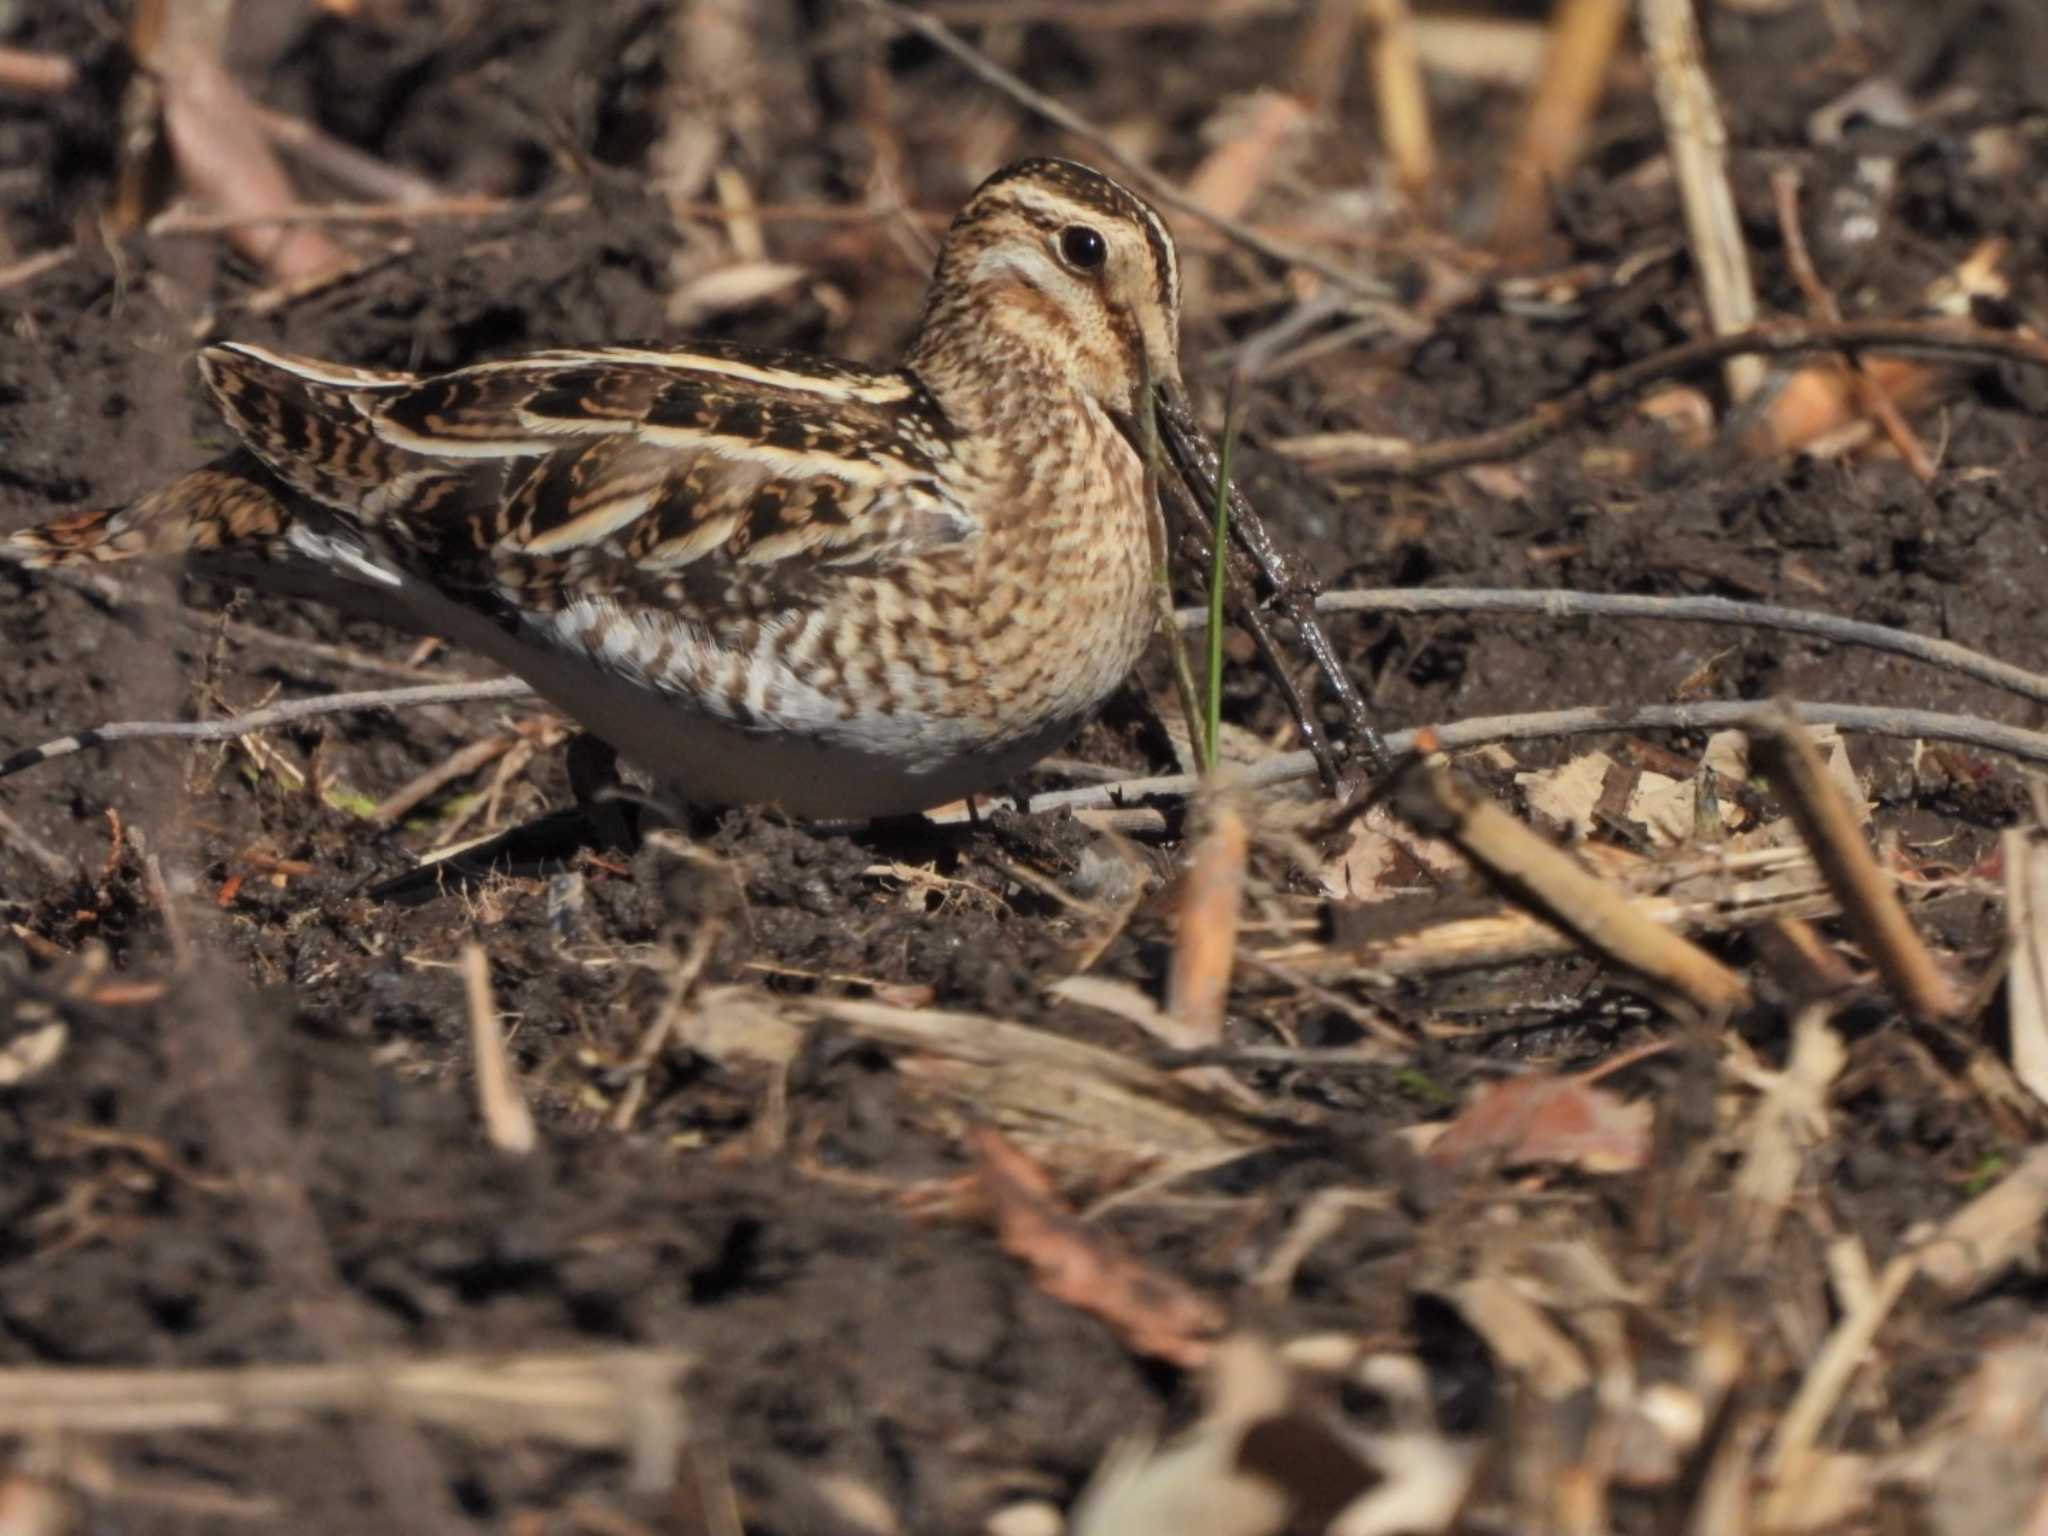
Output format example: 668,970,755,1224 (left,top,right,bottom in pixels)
1769,166,1936,480
0,44,76,93
850,0,1405,312
0,1352,692,1457
148,191,591,235
1205,586,2048,708
1491,0,1629,251
1393,753,1751,1014
0,42,436,208
370,734,519,826
936,699,2048,824
144,0,352,285
0,803,71,881
1362,0,1438,208
1762,1251,1917,1483
461,942,538,1155
249,103,442,207
1639,0,1763,401
0,677,534,779
1747,702,1961,1022
1279,318,2048,477
144,192,938,237
0,244,79,292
